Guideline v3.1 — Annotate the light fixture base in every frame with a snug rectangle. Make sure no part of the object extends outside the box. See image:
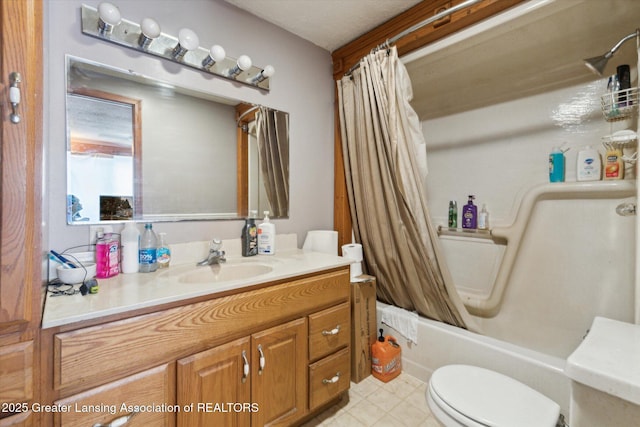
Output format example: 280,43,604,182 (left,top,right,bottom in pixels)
80,4,271,91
